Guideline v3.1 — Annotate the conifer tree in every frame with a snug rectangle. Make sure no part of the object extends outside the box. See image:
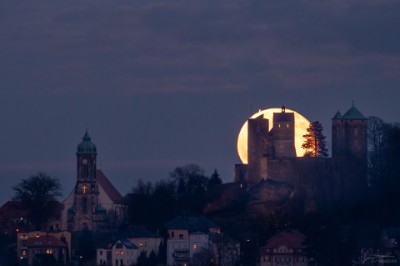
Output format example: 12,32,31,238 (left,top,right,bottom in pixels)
207,169,222,190
302,121,328,157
